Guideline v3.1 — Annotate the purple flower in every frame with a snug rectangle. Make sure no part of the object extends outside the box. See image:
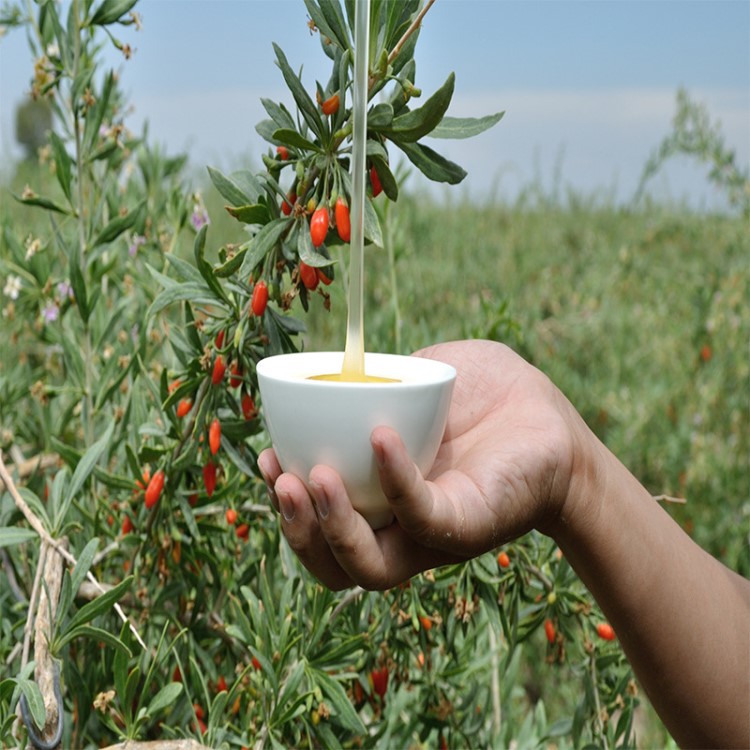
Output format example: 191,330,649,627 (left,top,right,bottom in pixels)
191,208,210,231
128,234,146,256
57,280,73,299
42,302,59,323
